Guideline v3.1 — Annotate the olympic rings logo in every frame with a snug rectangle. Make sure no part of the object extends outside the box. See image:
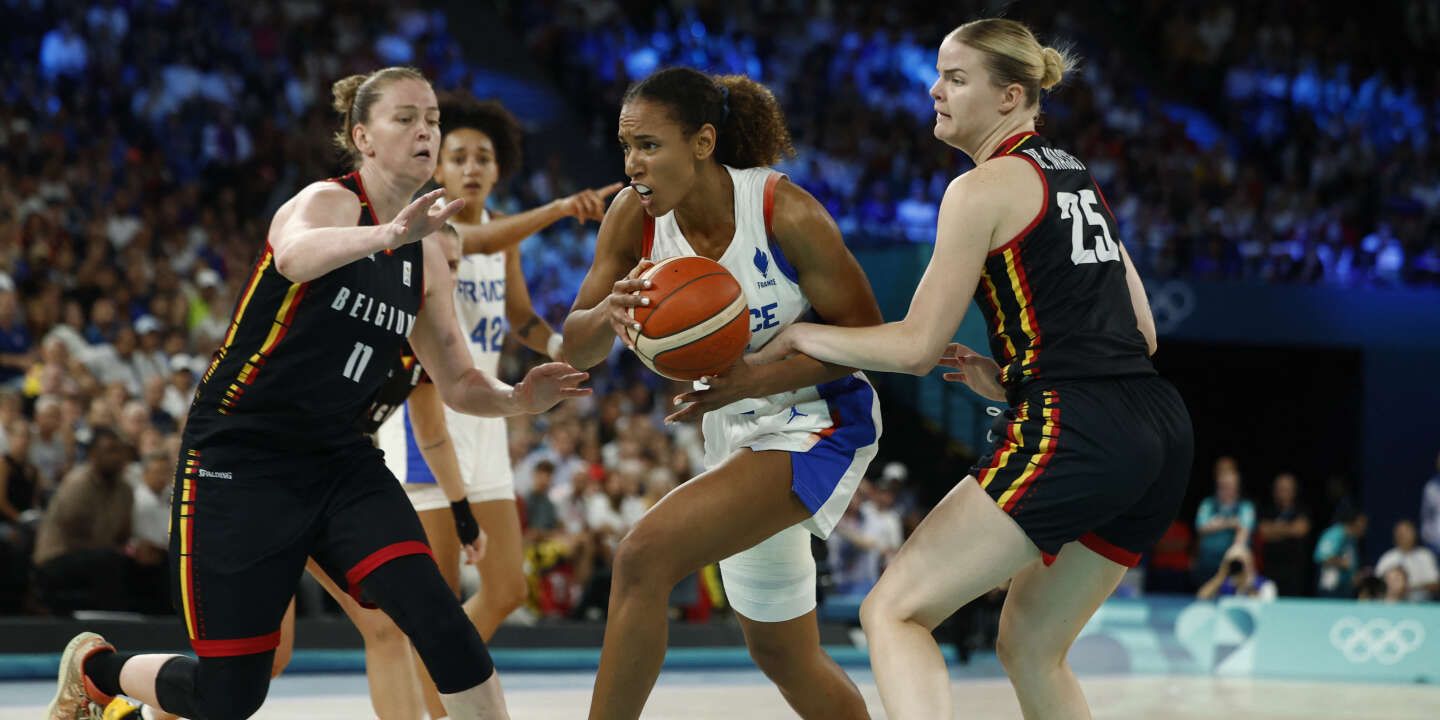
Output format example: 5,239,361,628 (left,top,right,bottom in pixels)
1145,280,1196,334
1328,617,1426,665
